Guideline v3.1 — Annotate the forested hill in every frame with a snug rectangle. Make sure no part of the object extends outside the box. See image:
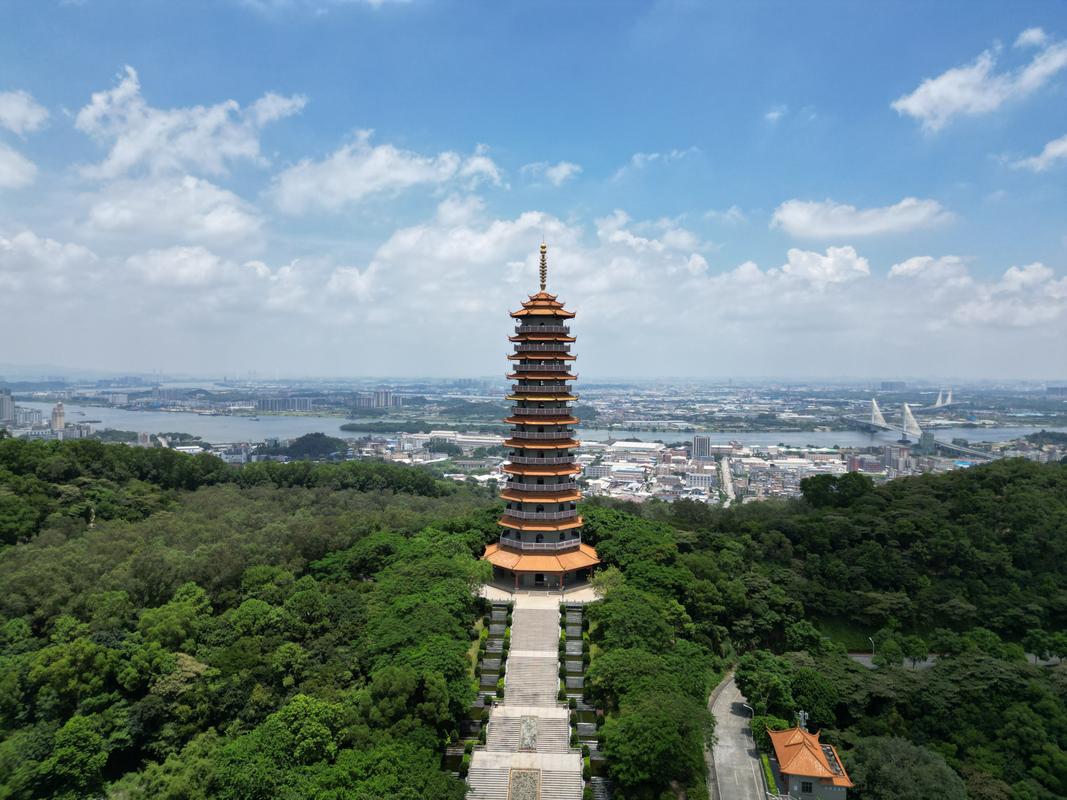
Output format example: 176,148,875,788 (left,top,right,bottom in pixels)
1,439,1065,799
0,438,497,799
